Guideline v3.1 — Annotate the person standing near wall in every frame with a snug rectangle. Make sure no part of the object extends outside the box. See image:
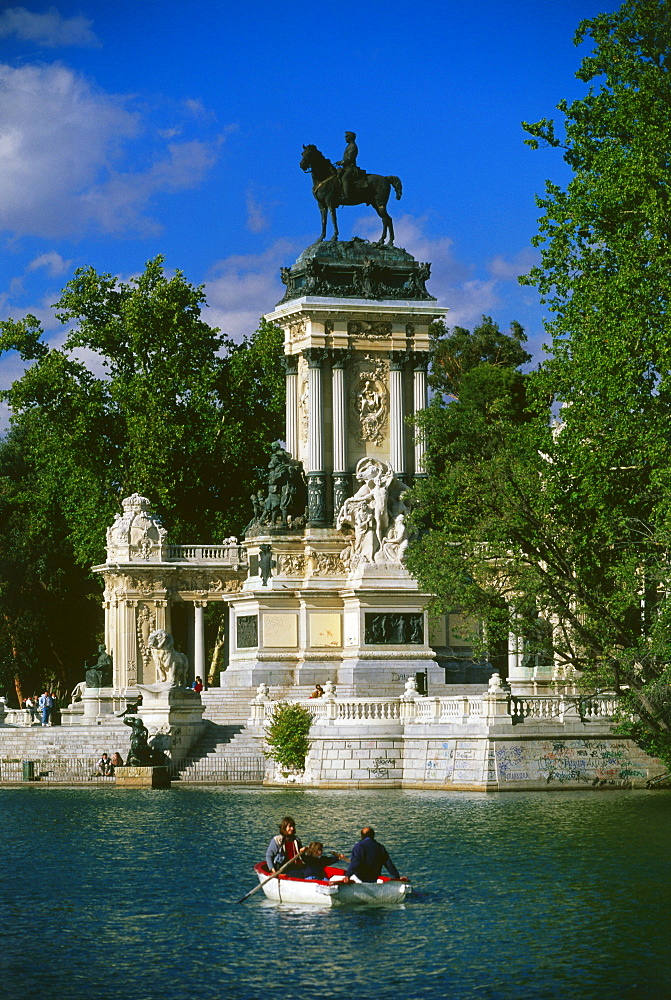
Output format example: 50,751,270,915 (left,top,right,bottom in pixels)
38,690,53,726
